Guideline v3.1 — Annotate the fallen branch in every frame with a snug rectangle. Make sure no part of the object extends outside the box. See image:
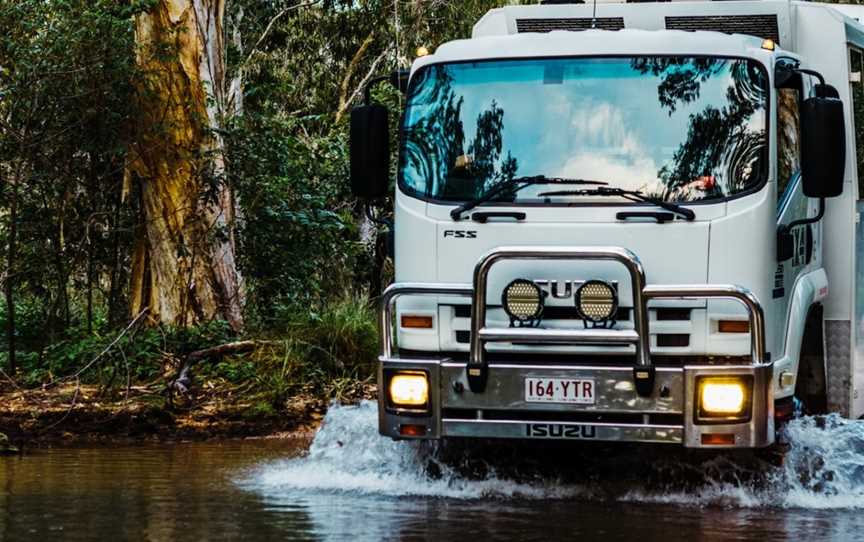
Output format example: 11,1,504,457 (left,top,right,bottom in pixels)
0,366,19,389
168,340,274,402
187,340,261,362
